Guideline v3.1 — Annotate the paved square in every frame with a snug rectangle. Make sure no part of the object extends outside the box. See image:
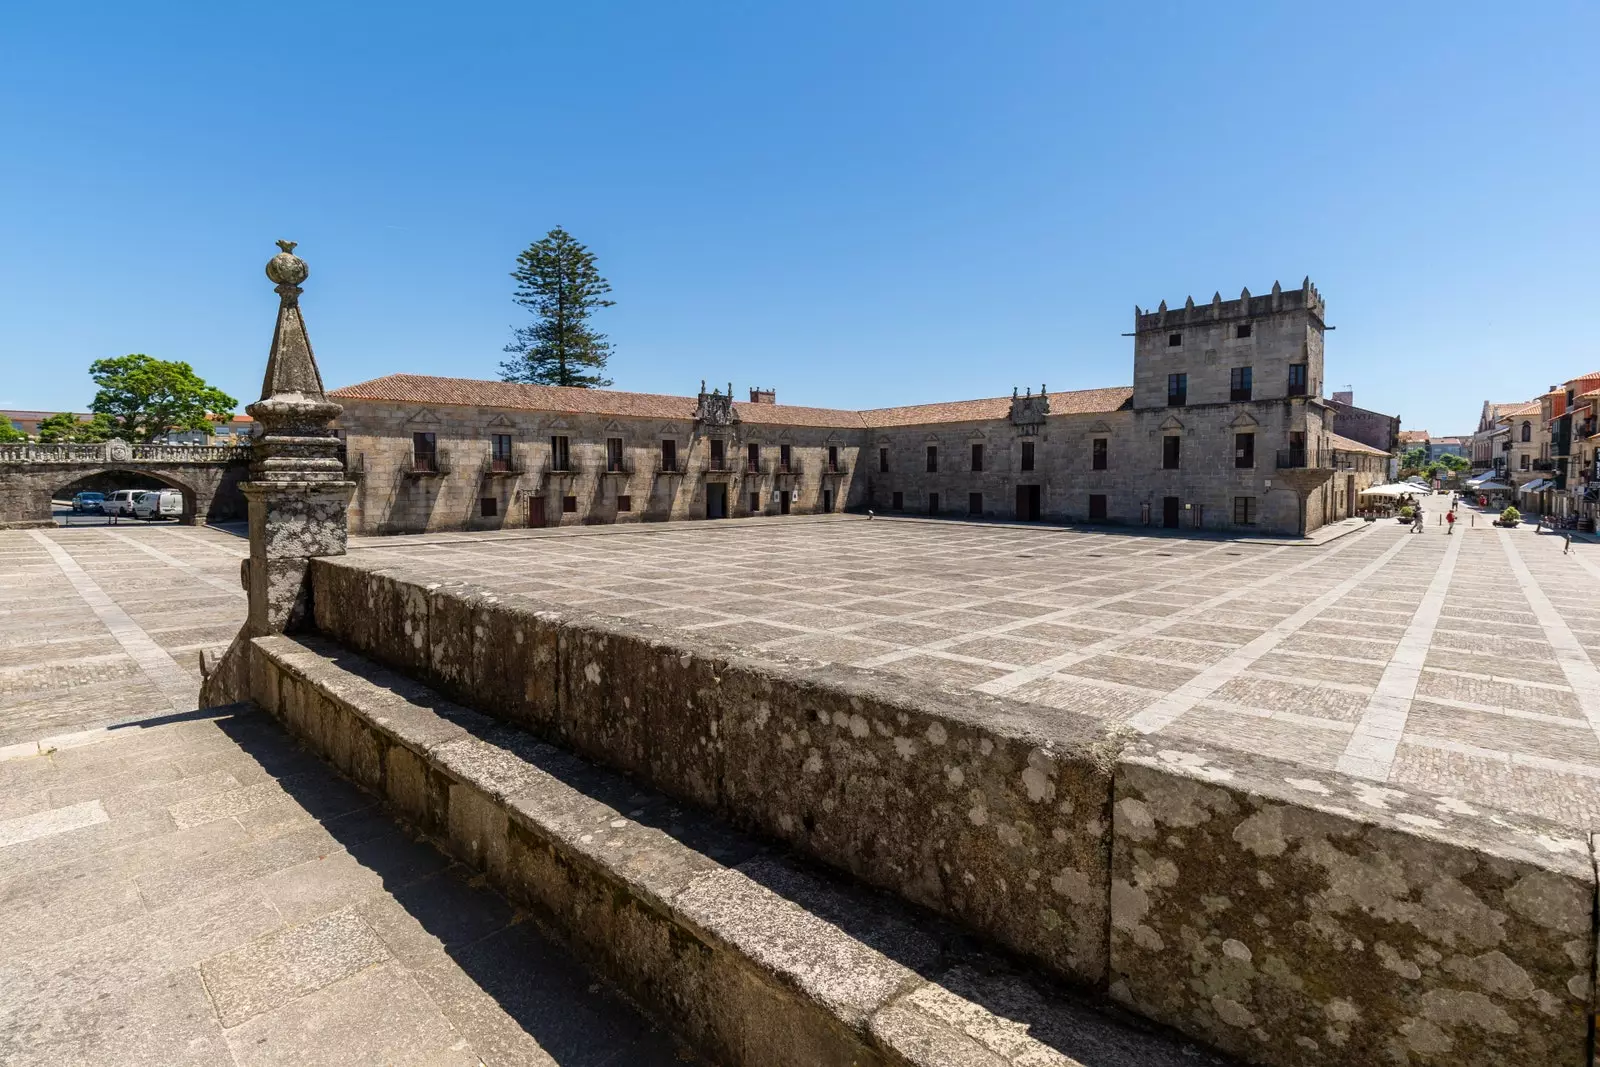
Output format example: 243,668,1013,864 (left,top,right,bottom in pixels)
347,503,1600,831
0,524,687,1065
